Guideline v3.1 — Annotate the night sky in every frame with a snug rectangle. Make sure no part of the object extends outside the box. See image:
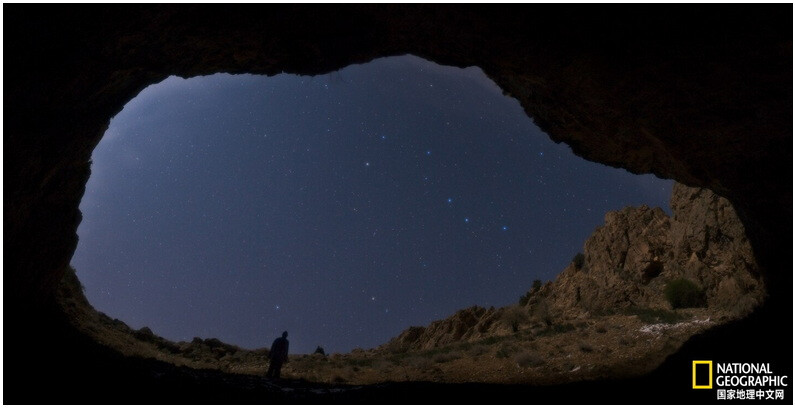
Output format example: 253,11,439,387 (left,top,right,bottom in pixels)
72,55,673,354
